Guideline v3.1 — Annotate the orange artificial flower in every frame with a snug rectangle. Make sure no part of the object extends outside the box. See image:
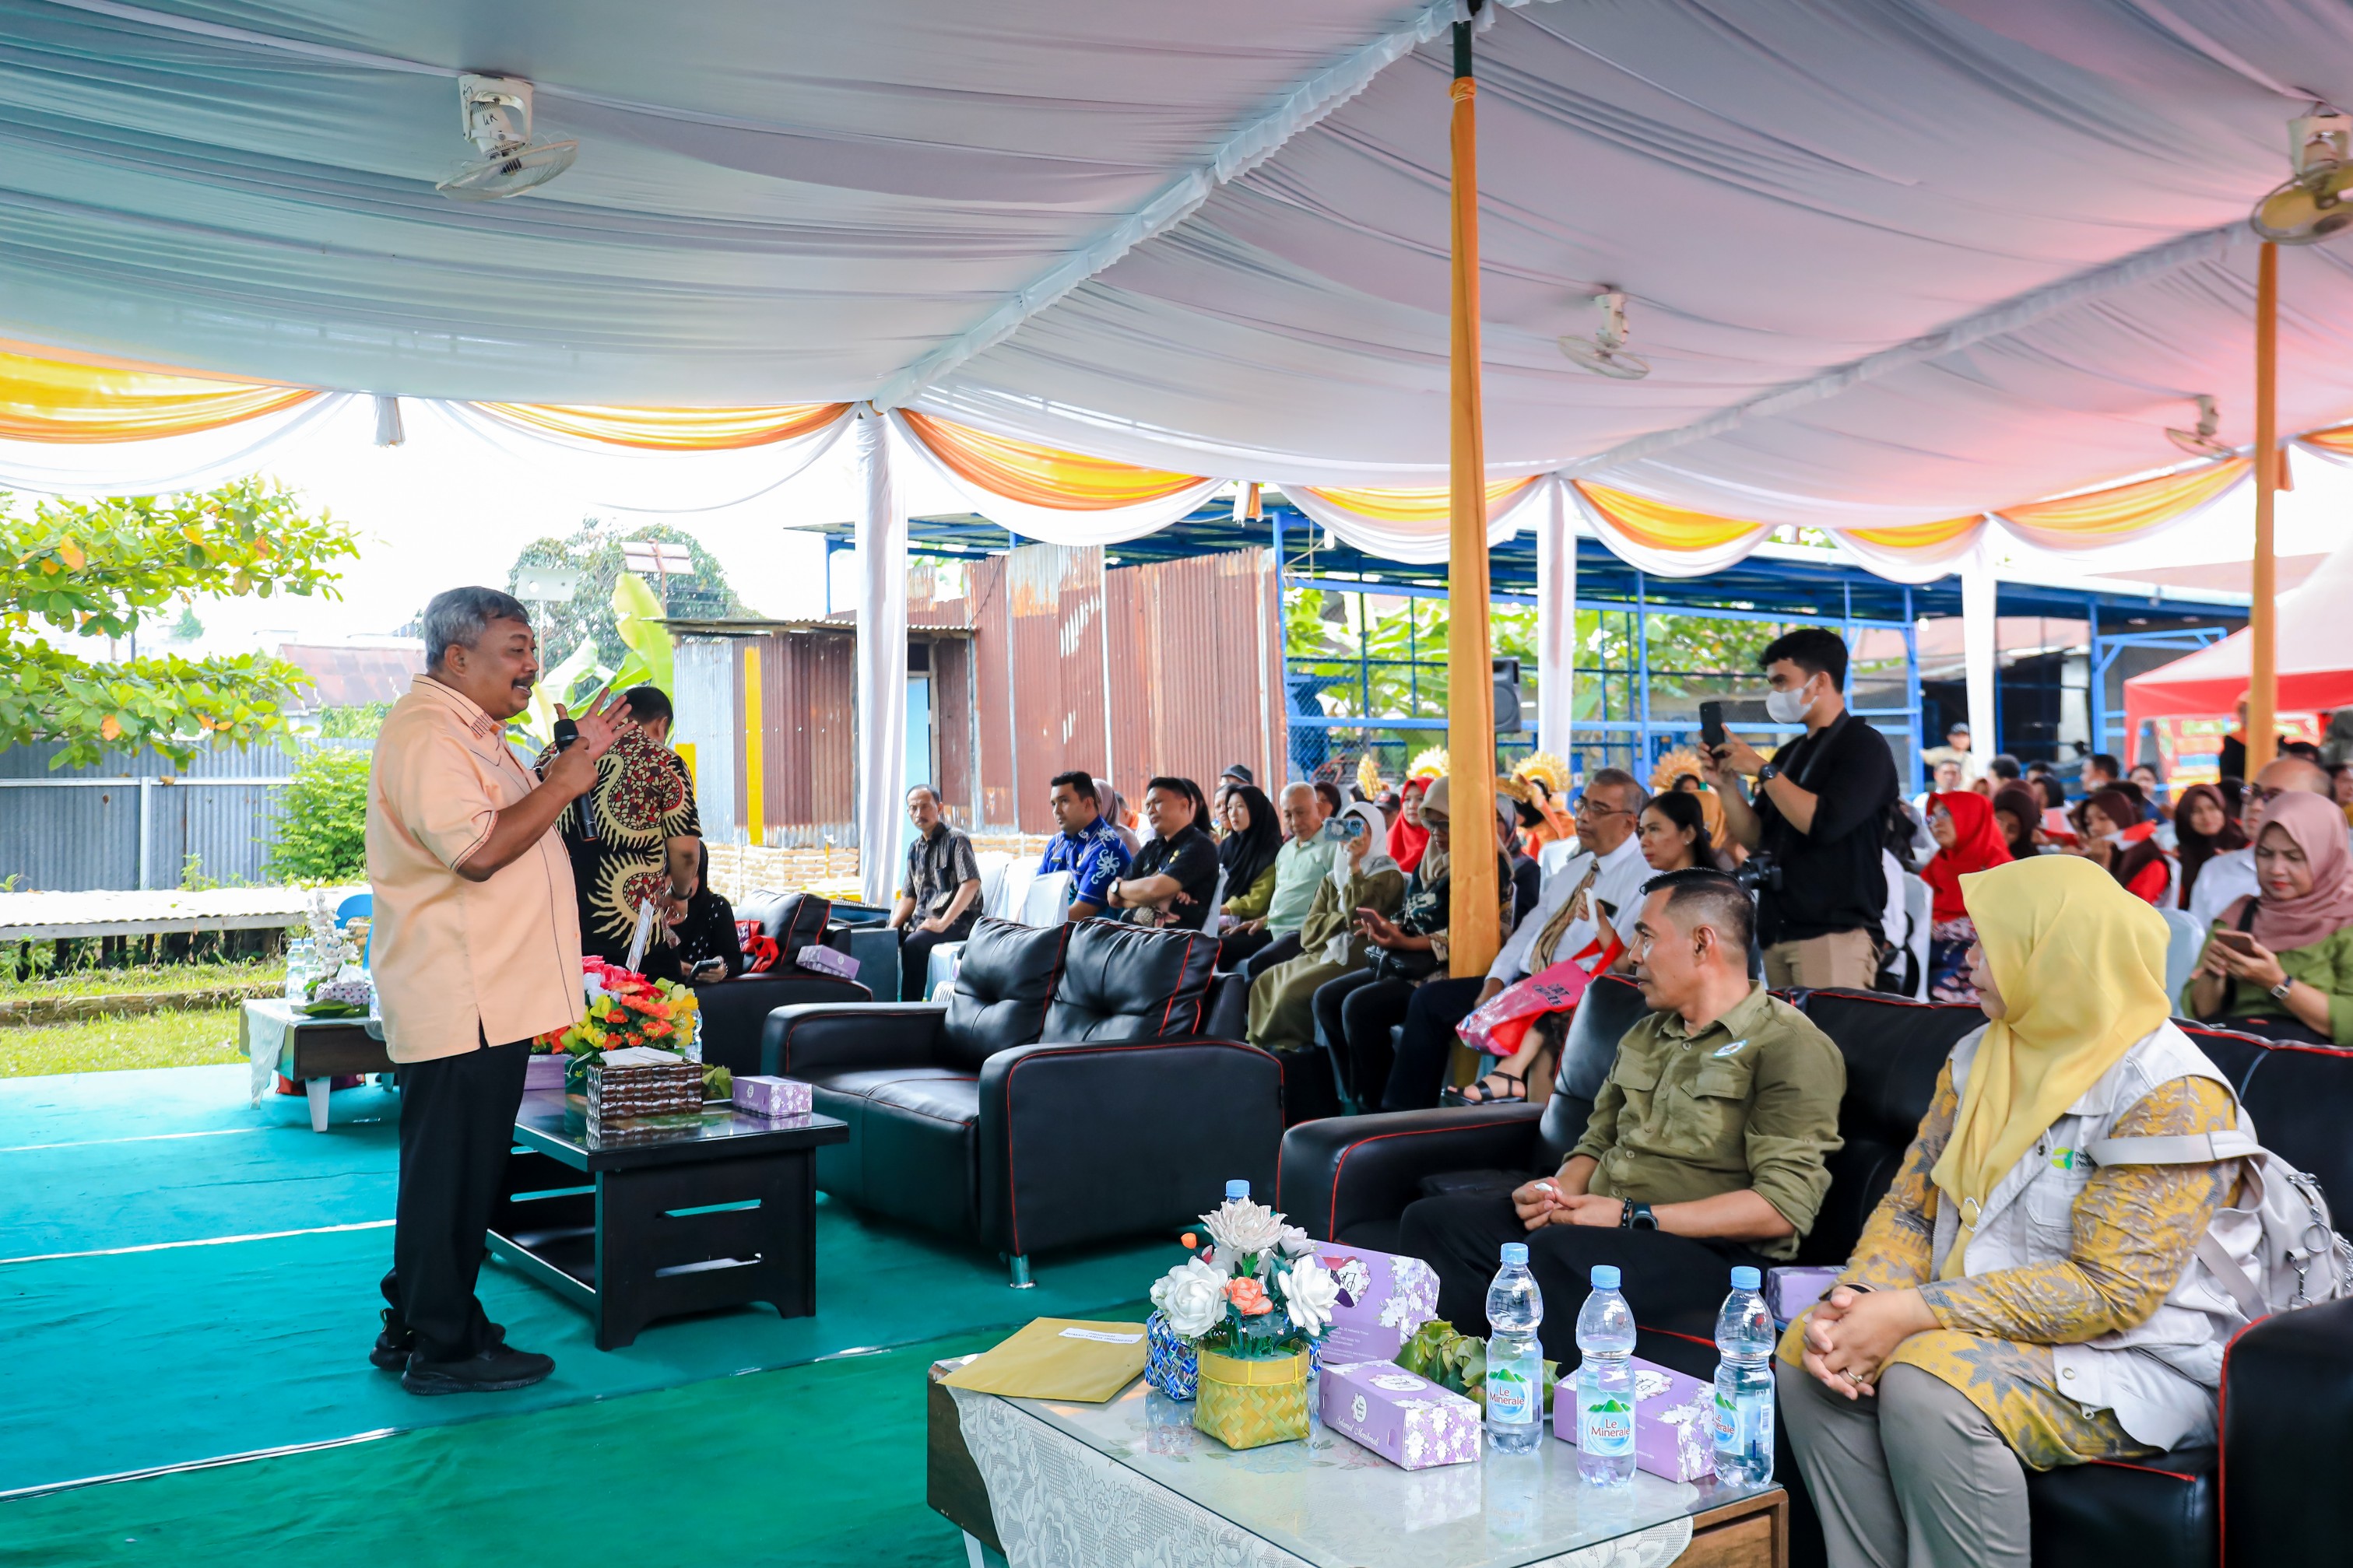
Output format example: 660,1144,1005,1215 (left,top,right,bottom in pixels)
1224,1278,1273,1316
